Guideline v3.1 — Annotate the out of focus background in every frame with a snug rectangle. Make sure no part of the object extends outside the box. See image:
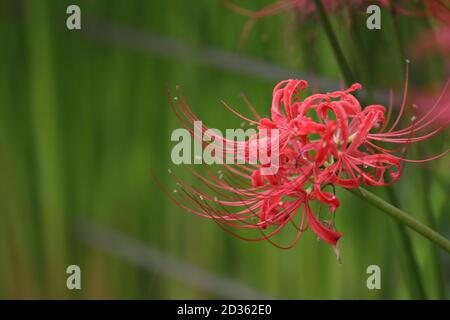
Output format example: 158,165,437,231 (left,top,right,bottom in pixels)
0,0,449,299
